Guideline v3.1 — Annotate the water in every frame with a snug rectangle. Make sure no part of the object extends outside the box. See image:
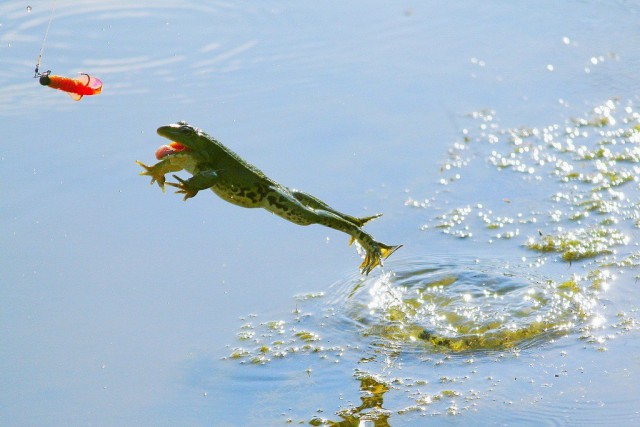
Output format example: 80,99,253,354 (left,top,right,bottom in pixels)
2,1,640,425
